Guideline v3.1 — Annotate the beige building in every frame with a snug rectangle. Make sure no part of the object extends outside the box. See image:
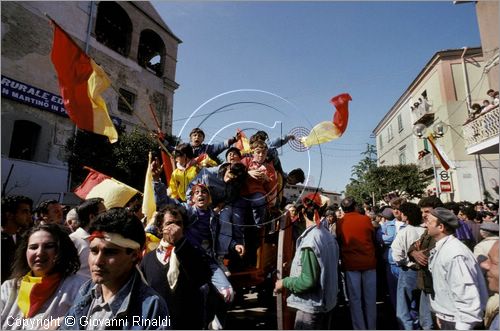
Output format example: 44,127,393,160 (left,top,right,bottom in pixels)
374,1,499,203
373,46,498,202
1,1,180,203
